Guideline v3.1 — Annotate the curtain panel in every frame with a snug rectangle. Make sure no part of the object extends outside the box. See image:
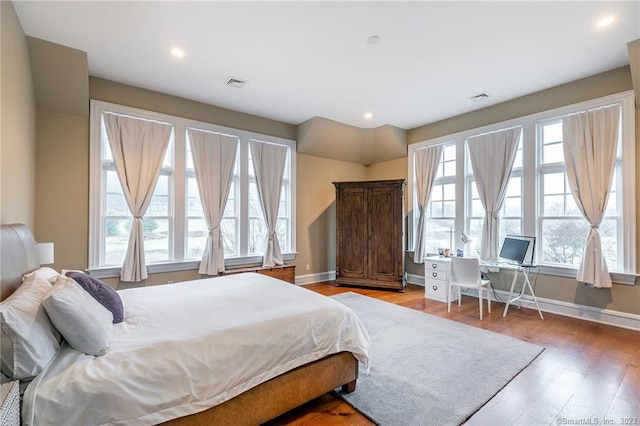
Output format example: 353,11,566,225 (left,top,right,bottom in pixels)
413,145,443,264
187,129,238,276
249,141,288,267
103,114,172,282
562,105,621,288
467,127,521,260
